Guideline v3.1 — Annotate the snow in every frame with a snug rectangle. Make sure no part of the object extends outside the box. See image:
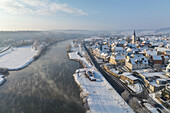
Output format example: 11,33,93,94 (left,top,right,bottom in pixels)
68,51,92,68
149,93,170,112
144,103,159,113
0,46,38,70
0,75,4,78
130,55,148,65
0,45,11,53
128,83,142,93
152,55,162,60
145,50,157,56
69,42,133,113
109,68,119,75
142,72,168,79
114,47,124,51
110,55,125,60
0,78,5,85
73,68,133,113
